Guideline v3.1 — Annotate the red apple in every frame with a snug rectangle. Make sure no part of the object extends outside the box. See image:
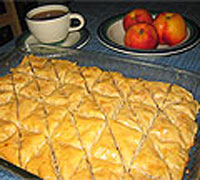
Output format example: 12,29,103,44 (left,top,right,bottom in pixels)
123,9,153,31
124,22,159,49
153,12,187,46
